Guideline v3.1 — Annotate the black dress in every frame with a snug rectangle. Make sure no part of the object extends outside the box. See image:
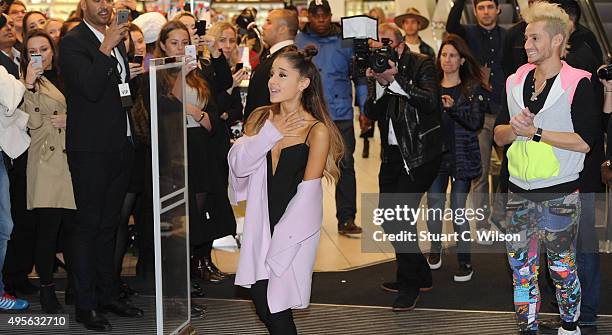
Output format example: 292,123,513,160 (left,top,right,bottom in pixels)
266,123,318,234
